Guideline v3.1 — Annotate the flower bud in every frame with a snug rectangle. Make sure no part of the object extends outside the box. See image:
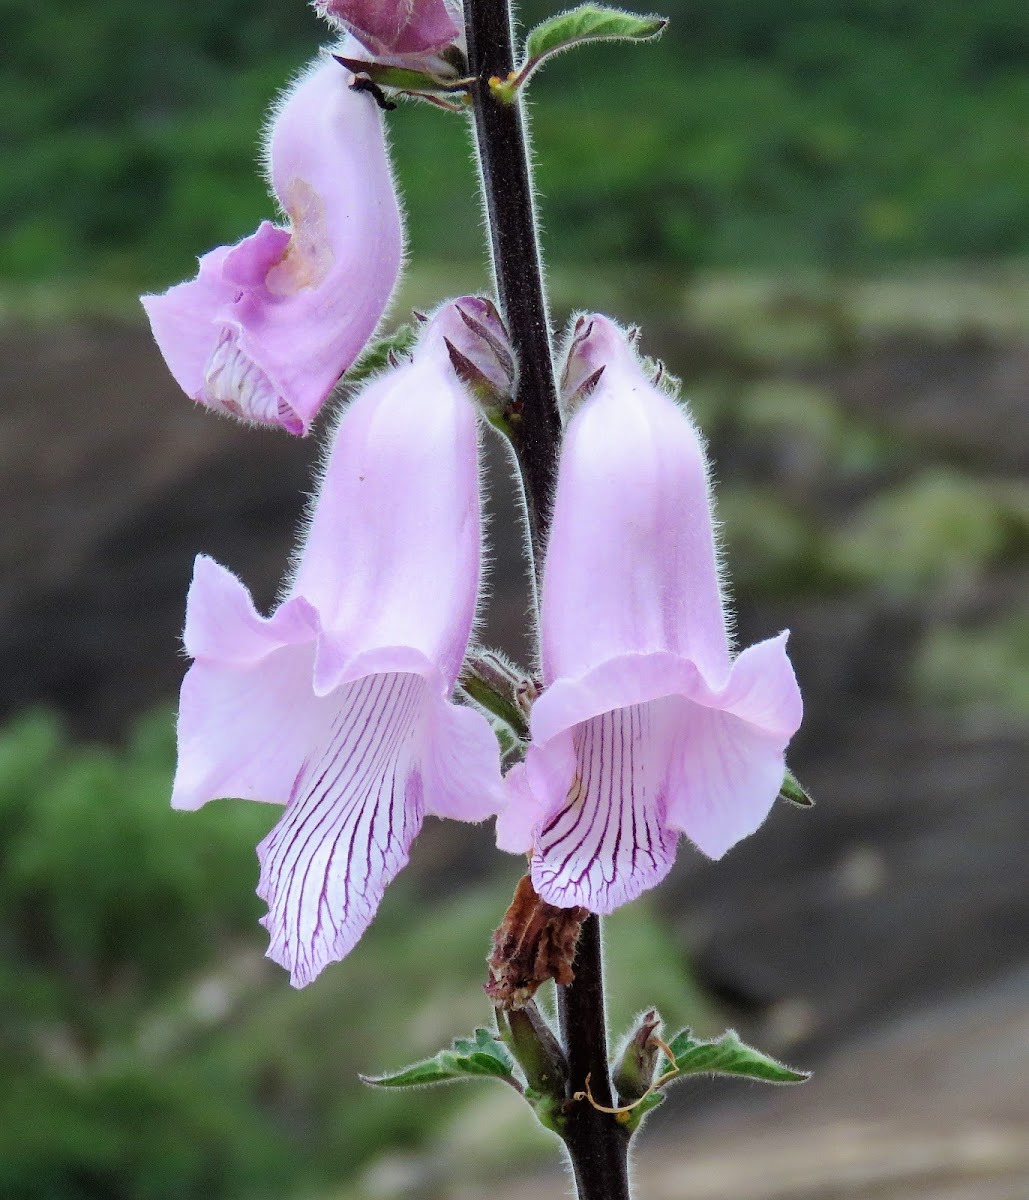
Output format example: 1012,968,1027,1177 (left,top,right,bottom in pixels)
460,648,533,740
559,314,607,416
612,1009,662,1103
434,296,516,429
315,0,461,57
499,1002,568,1098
